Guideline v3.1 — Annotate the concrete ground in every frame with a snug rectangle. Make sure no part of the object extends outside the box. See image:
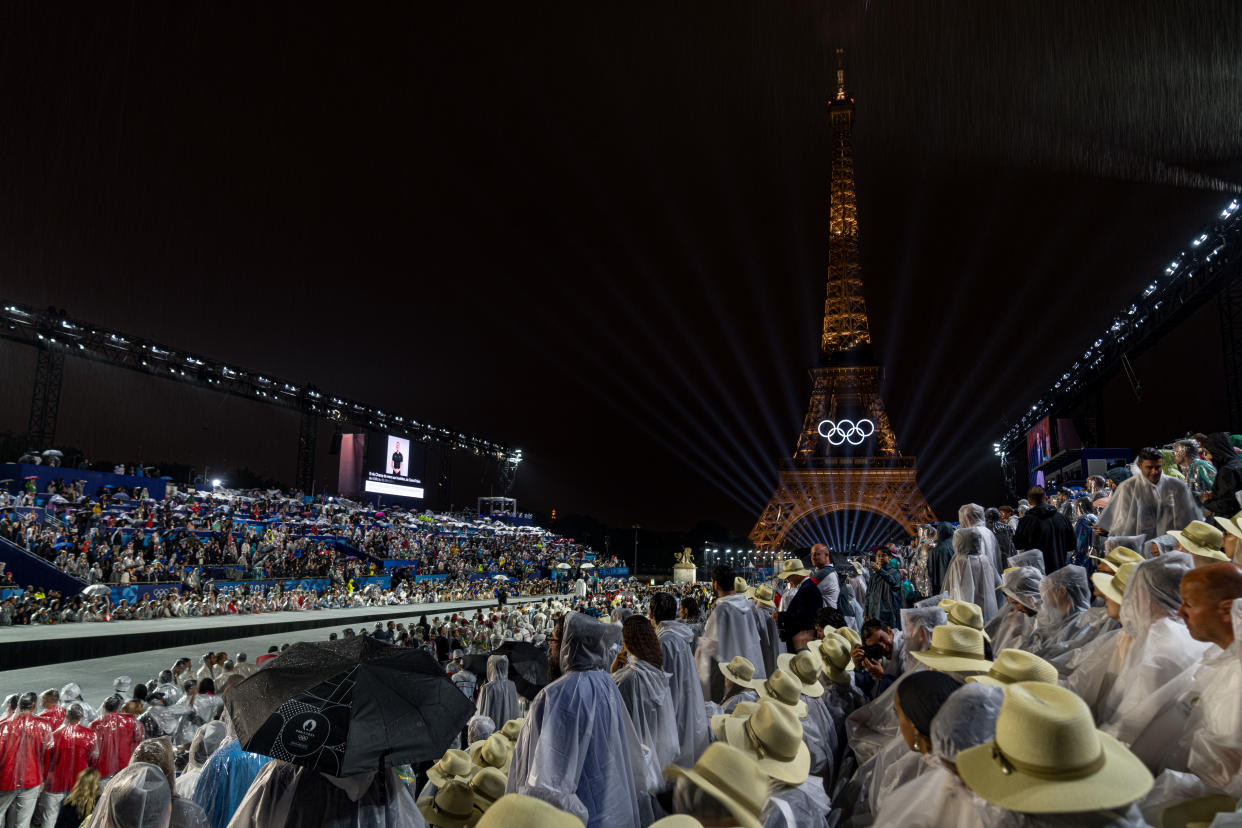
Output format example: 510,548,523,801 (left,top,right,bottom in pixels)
0,595,547,704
